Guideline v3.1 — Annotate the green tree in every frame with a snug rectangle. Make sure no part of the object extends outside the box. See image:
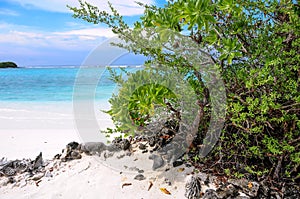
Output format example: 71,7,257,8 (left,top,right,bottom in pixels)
0,61,18,68
70,0,300,182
